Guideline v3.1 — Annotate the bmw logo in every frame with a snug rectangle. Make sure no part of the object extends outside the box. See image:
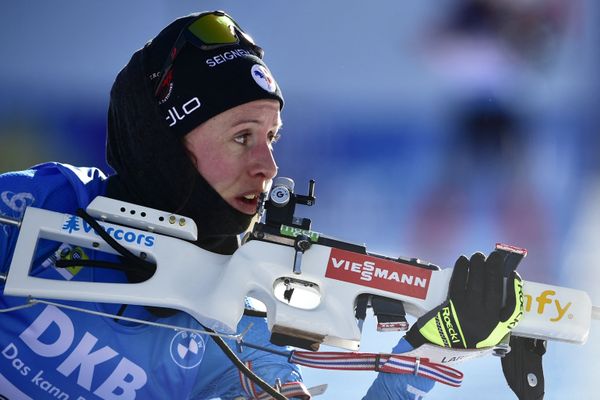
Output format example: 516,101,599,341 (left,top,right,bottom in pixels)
169,331,205,369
